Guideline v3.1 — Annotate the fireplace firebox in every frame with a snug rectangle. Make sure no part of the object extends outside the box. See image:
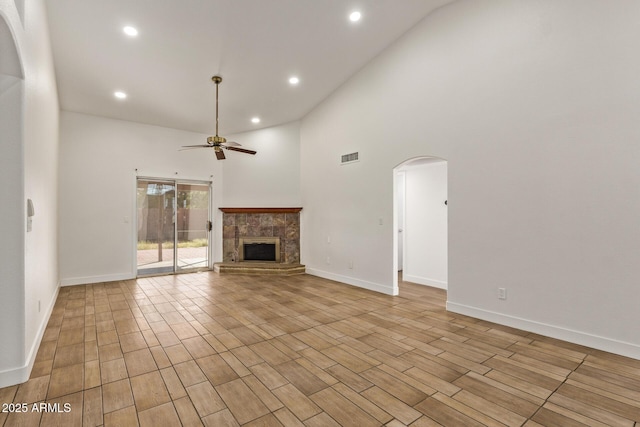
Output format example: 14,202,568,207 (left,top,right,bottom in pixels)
238,237,281,262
